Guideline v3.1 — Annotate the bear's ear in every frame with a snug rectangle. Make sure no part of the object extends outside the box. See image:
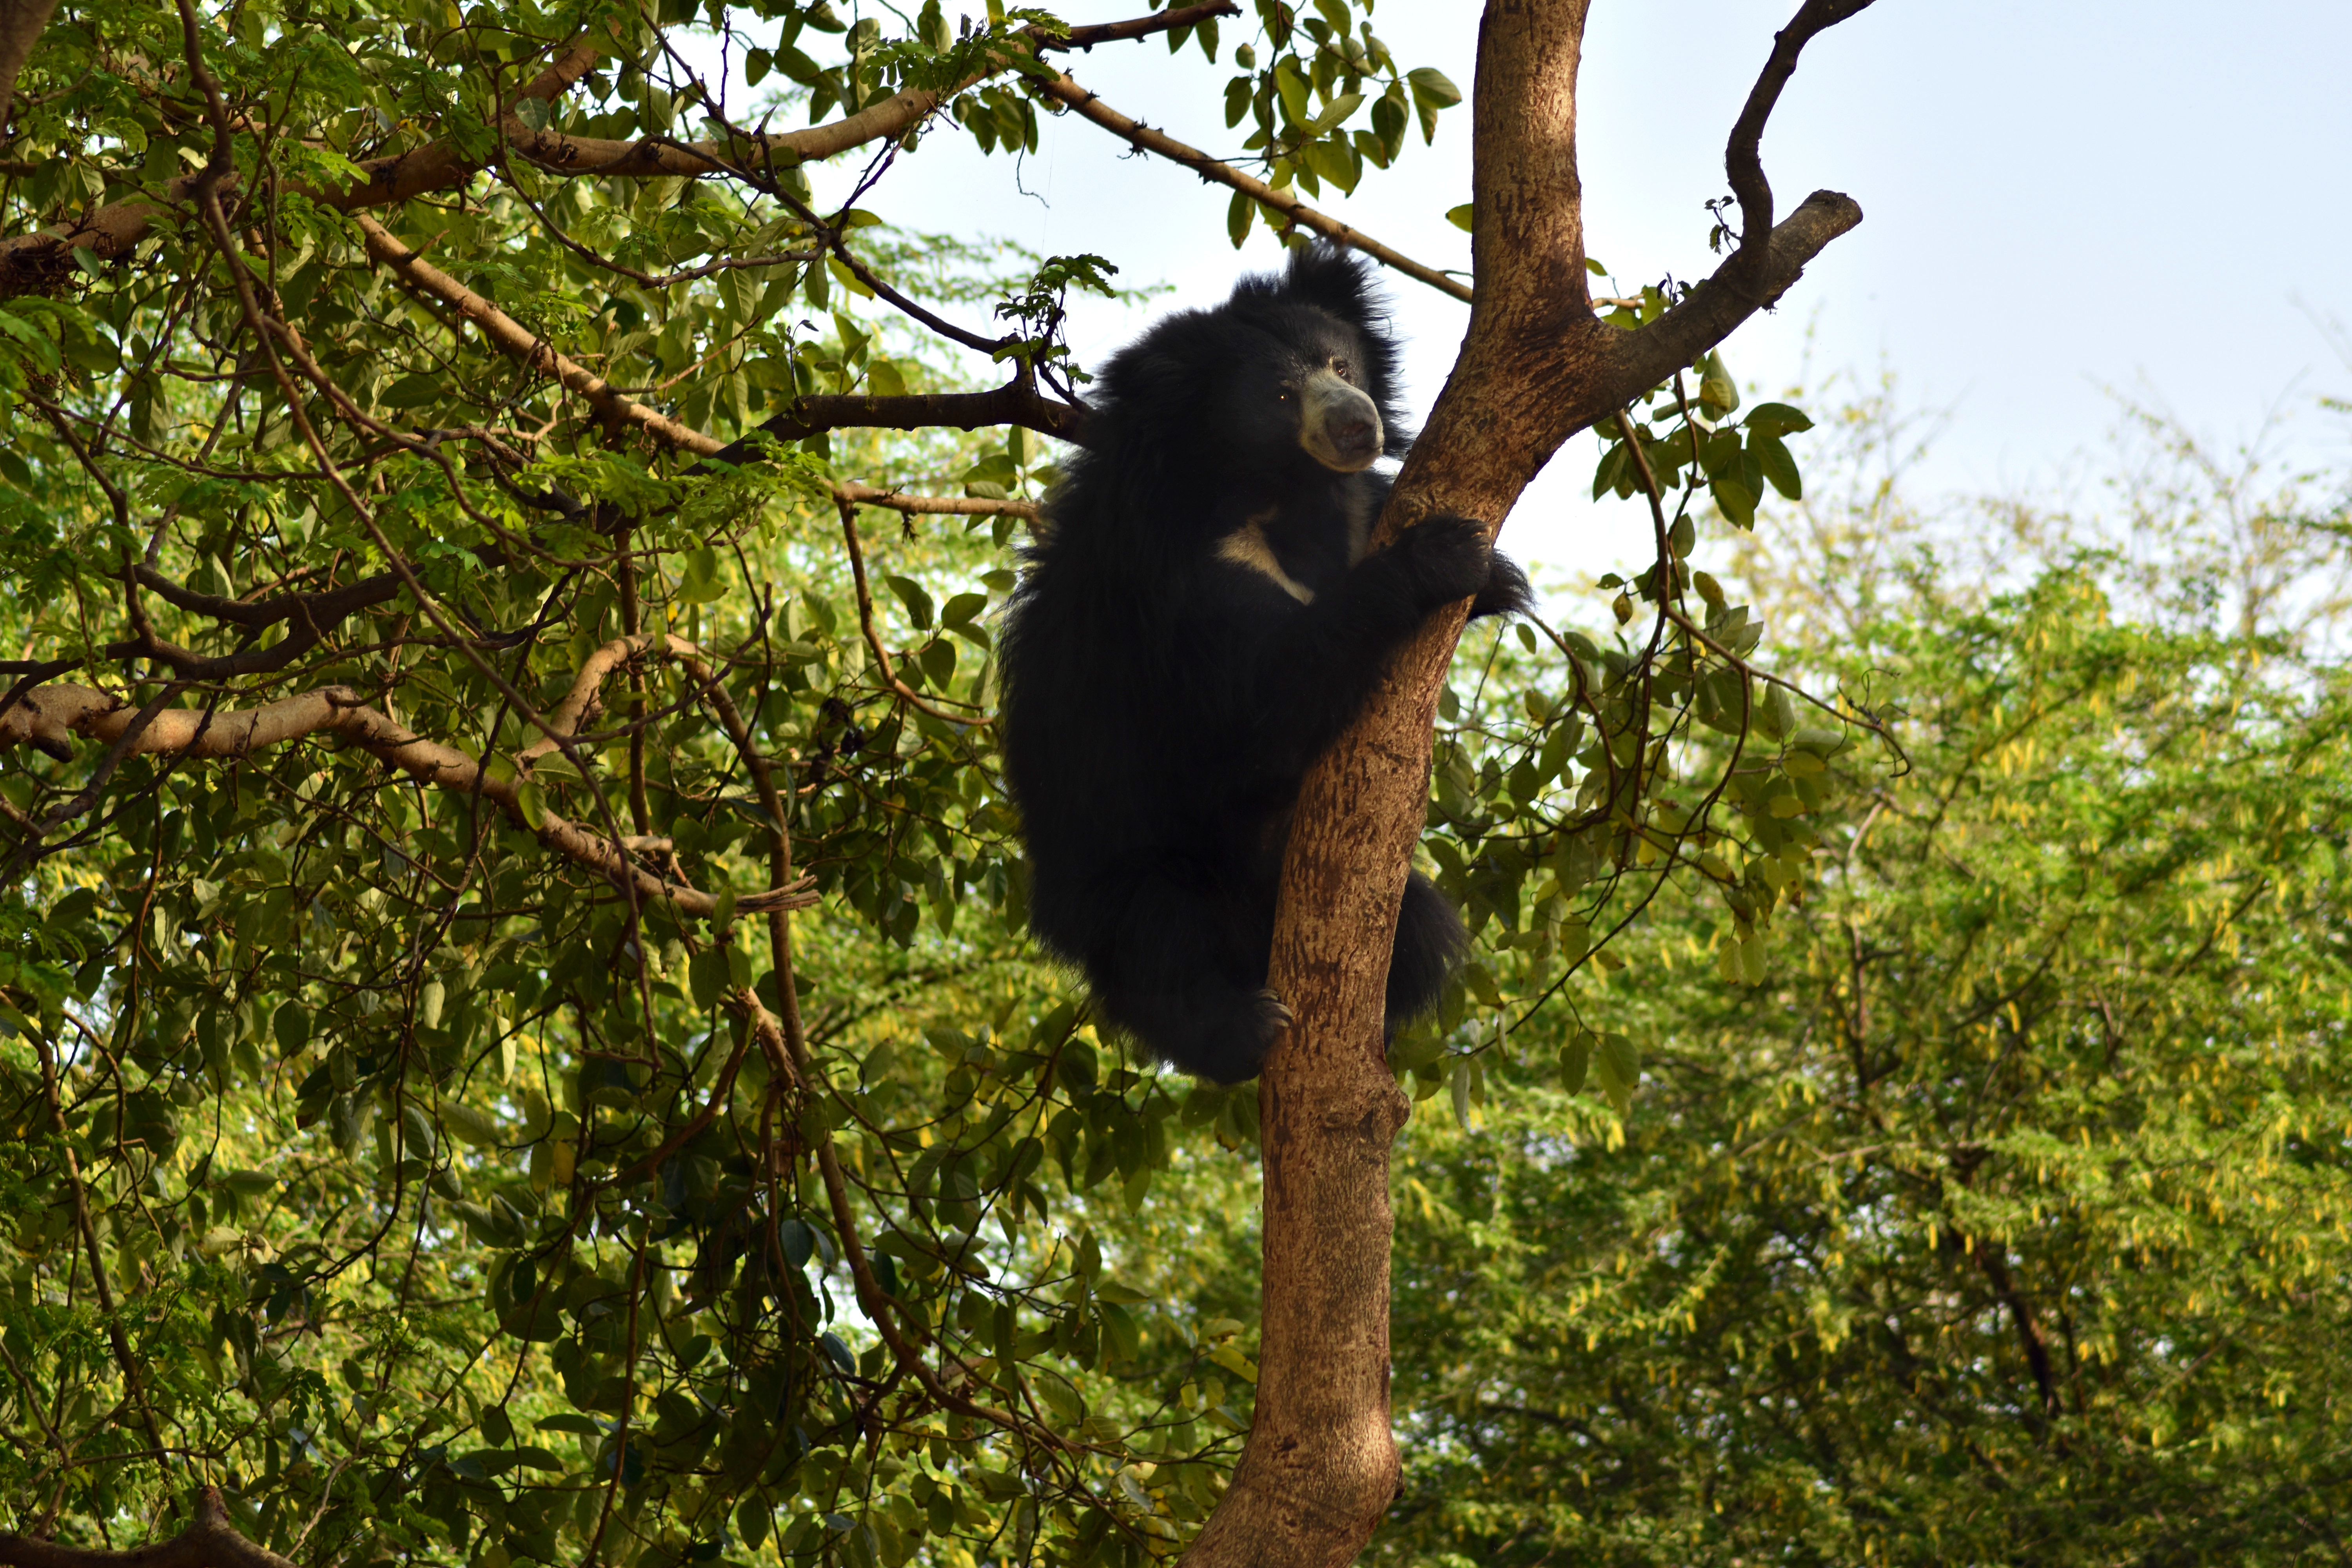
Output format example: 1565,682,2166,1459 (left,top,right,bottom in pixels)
1278,242,1382,328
